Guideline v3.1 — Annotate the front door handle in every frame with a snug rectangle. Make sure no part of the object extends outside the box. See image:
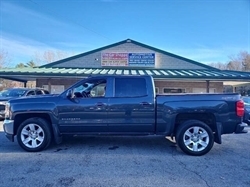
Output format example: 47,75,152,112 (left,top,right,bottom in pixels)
140,102,150,106
96,102,105,107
